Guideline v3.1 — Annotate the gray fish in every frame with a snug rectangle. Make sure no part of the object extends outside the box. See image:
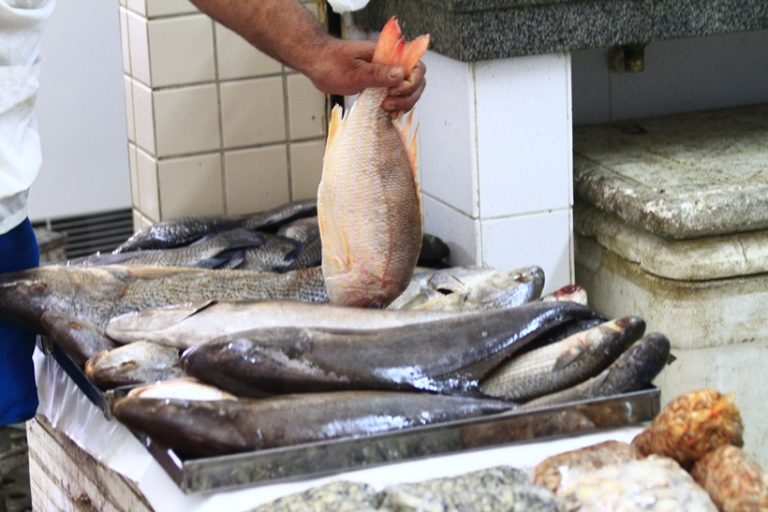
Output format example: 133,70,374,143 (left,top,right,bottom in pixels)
417,233,450,268
80,228,264,268
180,301,600,397
40,310,117,365
240,198,317,232
521,333,672,409
387,266,545,312
276,216,319,245
111,391,514,457
106,300,465,349
540,284,588,305
480,317,645,401
127,378,237,401
235,233,300,272
84,340,184,389
0,264,327,334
